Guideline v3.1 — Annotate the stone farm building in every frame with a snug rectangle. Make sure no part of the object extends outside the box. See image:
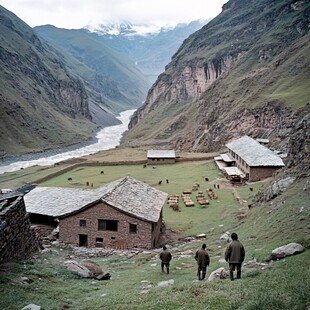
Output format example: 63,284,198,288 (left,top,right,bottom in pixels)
147,150,176,164
24,176,168,249
215,136,285,182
